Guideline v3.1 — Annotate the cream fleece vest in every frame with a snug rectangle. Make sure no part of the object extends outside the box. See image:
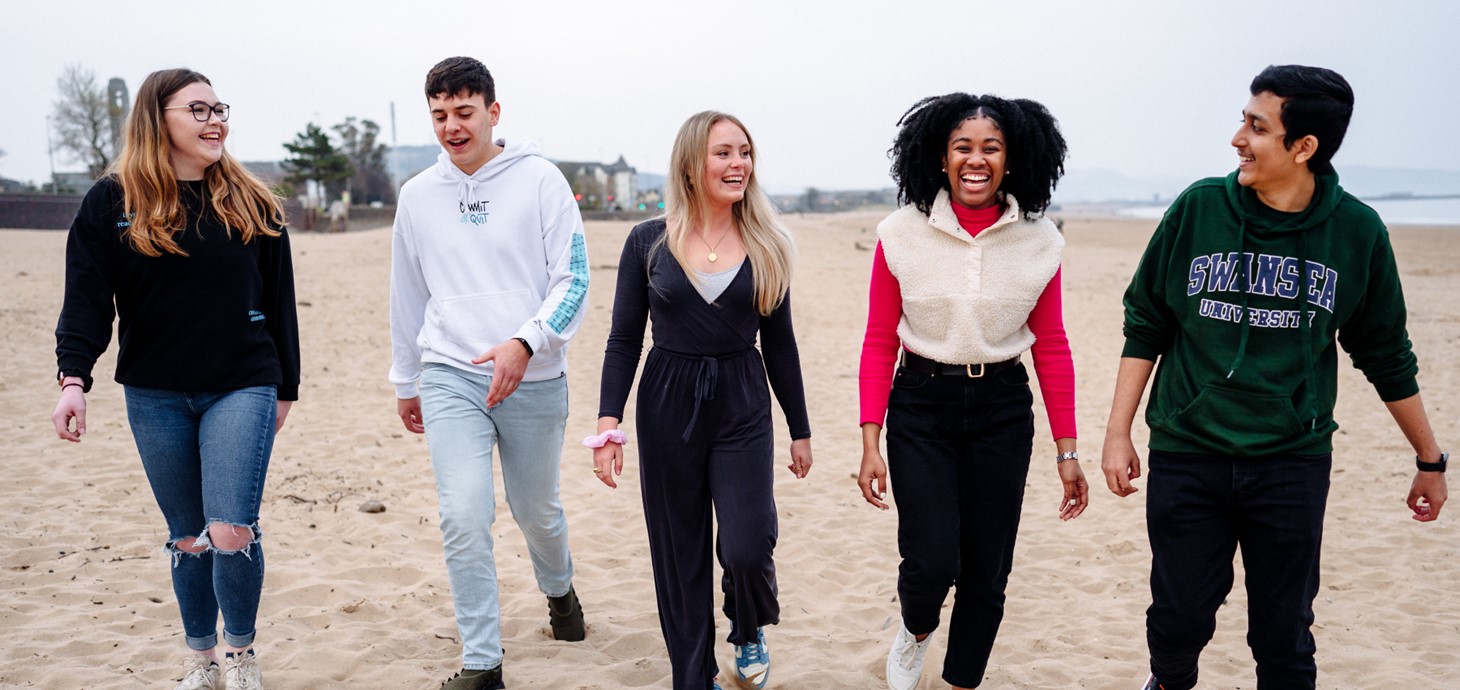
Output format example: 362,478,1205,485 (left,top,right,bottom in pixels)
877,190,1063,365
